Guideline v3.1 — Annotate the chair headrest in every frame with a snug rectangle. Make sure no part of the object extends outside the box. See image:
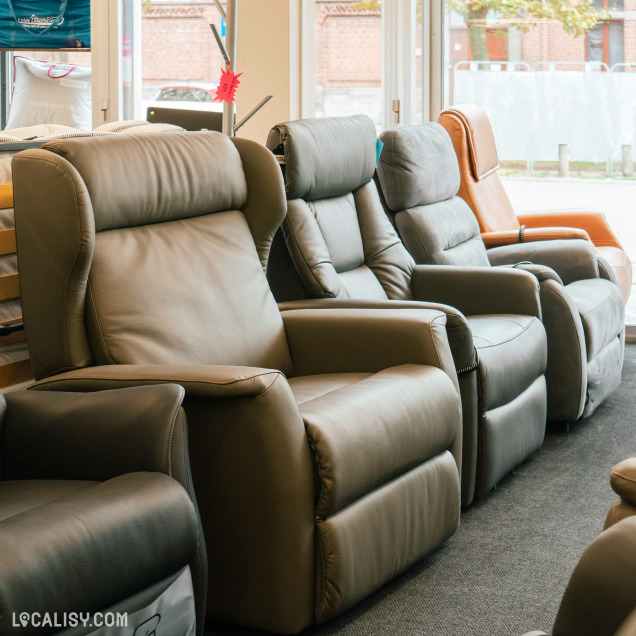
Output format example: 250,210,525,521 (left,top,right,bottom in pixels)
41,131,247,232
377,123,460,211
267,115,377,201
439,103,499,181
